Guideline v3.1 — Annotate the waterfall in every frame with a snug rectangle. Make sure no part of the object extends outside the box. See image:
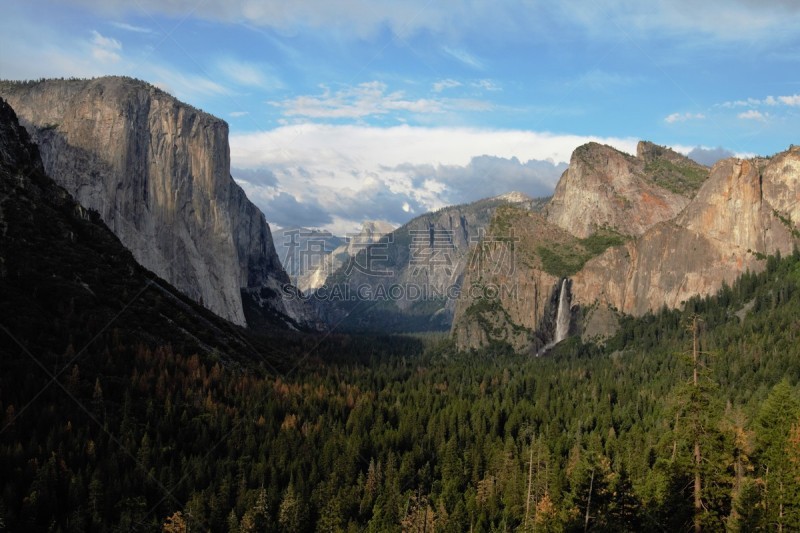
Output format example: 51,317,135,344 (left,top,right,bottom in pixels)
537,278,571,356
554,278,570,343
